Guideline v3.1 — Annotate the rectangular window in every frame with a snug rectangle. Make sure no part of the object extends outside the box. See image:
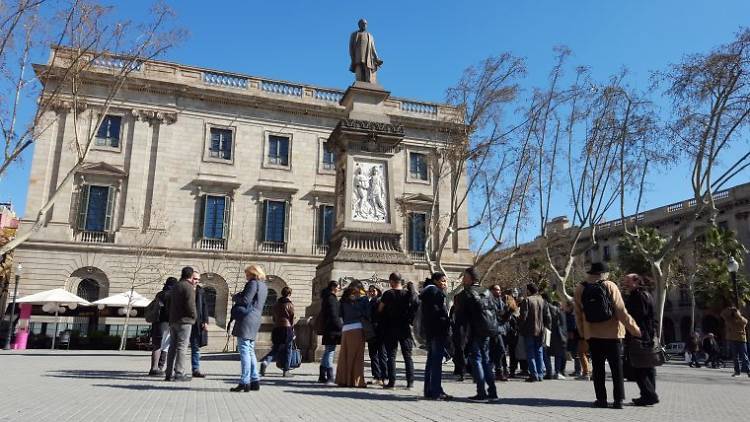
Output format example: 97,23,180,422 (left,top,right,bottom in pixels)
264,200,286,242
409,152,428,181
268,135,290,166
209,128,232,160
322,141,335,170
78,185,114,232
603,245,611,261
319,205,335,245
95,115,122,148
202,195,230,239
408,212,426,252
